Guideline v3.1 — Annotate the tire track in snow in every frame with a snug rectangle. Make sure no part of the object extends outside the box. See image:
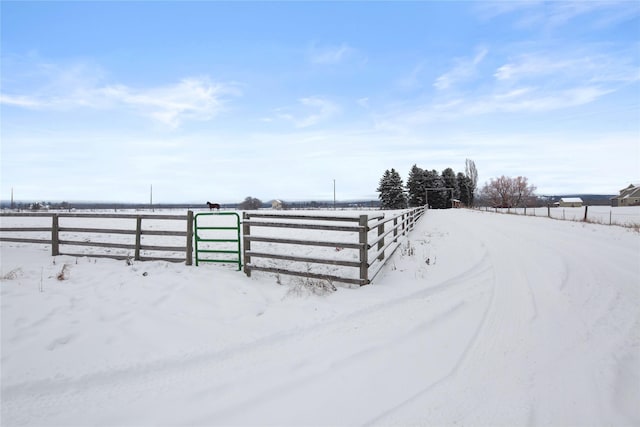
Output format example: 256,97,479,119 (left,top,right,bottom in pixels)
3,231,493,398
2,246,495,425
366,211,552,425
3,281,494,426
362,225,499,425
370,210,640,426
